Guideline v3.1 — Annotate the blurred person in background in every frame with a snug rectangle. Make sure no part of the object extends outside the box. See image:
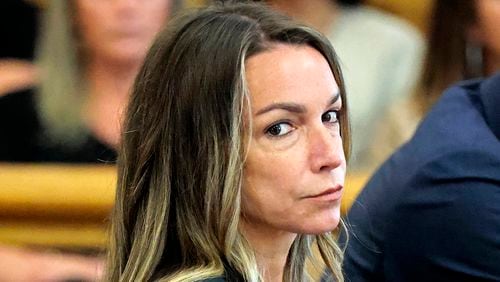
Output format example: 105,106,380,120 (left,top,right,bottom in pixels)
0,0,176,162
239,0,424,172
371,0,500,165
420,0,500,106
0,0,176,280
342,0,500,280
